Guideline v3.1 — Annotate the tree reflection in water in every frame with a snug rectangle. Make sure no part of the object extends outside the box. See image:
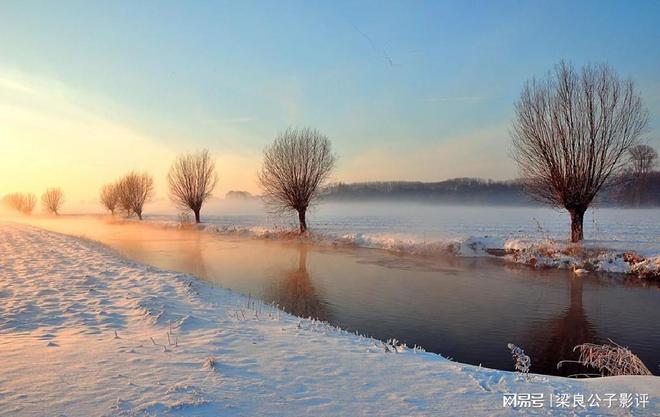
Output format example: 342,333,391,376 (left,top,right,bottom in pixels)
266,245,330,322
529,277,597,376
